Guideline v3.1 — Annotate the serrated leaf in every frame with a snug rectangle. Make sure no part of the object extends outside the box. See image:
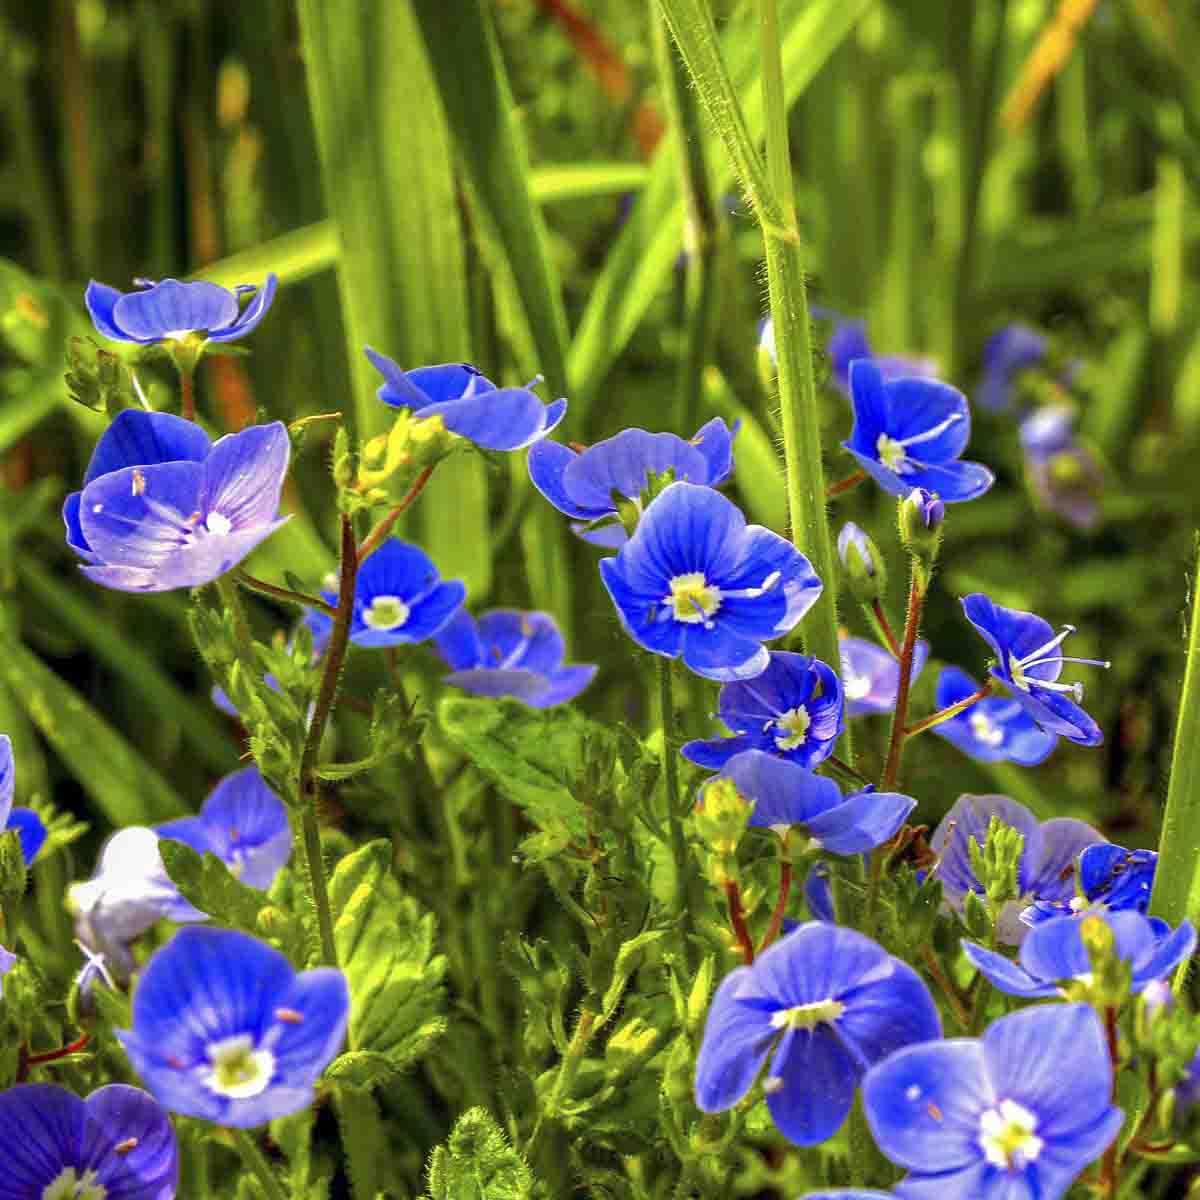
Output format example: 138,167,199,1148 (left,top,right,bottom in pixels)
158,839,268,933
599,930,668,1026
322,1049,397,1091
424,1107,535,1200
328,840,447,1071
